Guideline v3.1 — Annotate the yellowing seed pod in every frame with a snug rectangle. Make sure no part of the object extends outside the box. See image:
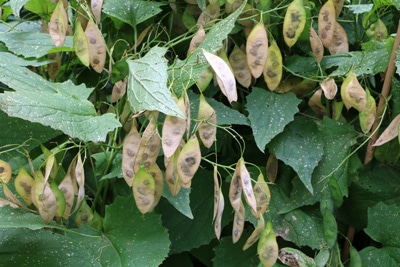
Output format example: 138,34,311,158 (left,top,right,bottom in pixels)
50,182,66,218
333,0,344,17
74,153,85,214
359,89,376,134
263,41,283,91
197,94,217,148
320,77,337,100
165,149,182,196
340,70,366,112
309,26,324,63
374,114,400,147
47,52,61,80
318,0,336,48
91,0,103,24
0,160,12,184
58,170,75,219
133,167,156,214
229,159,243,212
258,221,279,267
328,21,348,55
239,158,257,215
229,45,252,88
75,200,94,227
147,163,164,211
122,123,141,187
332,100,344,121
308,89,329,117
232,201,245,243
283,0,306,48
85,20,106,73
49,0,68,47
14,168,34,206
183,91,191,140
214,189,225,240
275,77,316,96
34,171,57,223
266,153,278,183
374,18,388,41
196,67,214,92
111,77,127,103
251,173,271,219
74,20,90,67
187,25,206,56
177,135,201,187
243,214,265,250
278,247,316,267
246,22,268,78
